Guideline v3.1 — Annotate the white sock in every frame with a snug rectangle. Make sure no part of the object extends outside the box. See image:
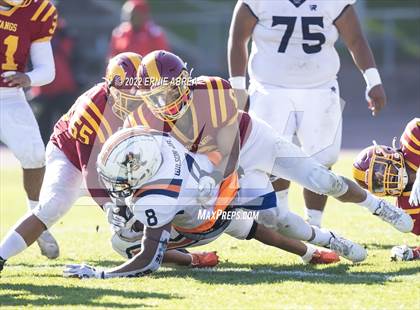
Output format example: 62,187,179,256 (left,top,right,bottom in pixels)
0,230,28,260
309,227,333,247
275,189,289,211
301,244,317,264
306,209,323,227
357,191,380,213
27,199,39,211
